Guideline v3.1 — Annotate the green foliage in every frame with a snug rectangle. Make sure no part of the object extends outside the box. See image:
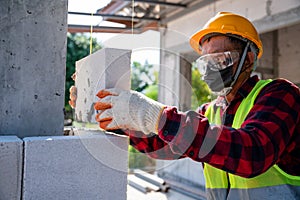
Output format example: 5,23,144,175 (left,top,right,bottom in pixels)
128,145,156,170
65,33,102,117
191,64,215,110
143,84,158,100
131,60,156,92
